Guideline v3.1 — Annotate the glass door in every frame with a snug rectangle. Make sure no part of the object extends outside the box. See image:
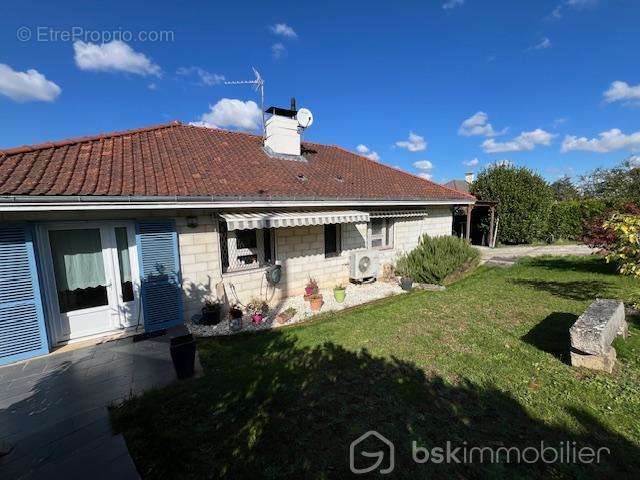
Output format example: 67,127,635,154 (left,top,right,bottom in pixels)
42,222,140,344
